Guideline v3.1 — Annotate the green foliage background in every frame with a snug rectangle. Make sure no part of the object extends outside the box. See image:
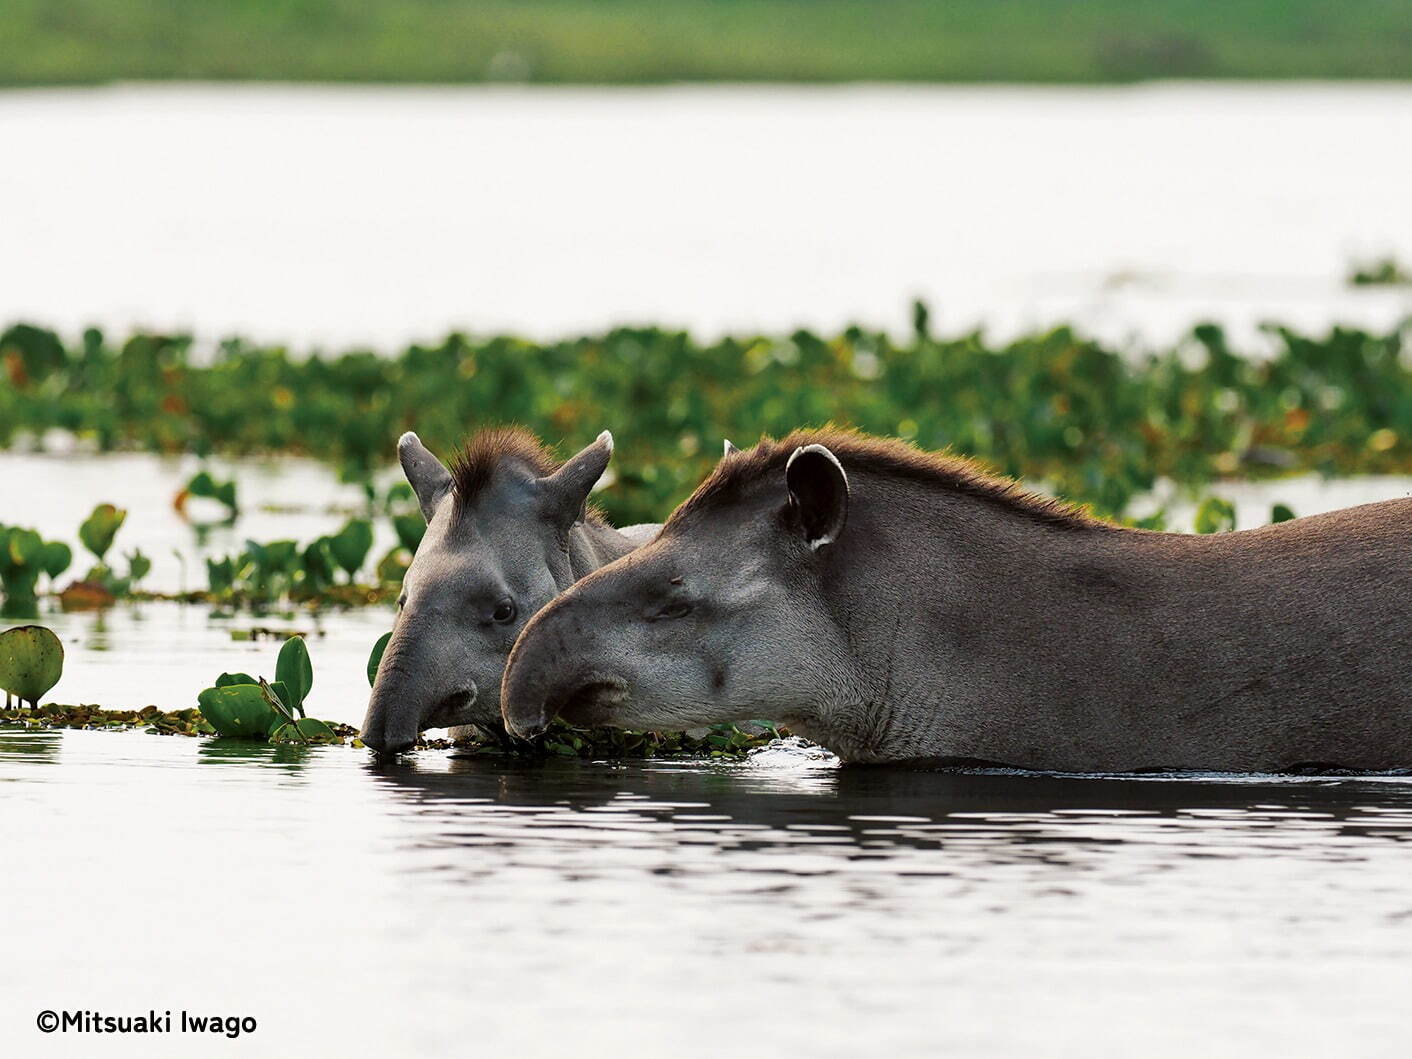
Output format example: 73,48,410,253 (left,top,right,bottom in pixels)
4,1,1412,85
4,316,1411,526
